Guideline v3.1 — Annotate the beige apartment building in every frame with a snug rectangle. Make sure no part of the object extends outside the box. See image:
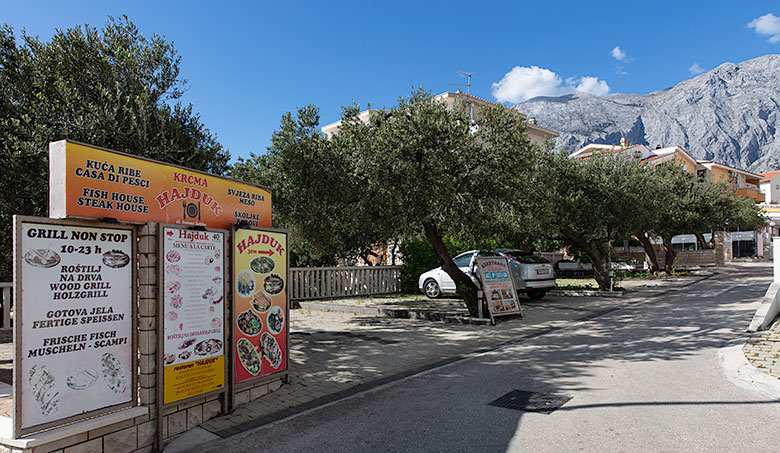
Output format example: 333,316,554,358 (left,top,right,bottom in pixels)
321,91,559,147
